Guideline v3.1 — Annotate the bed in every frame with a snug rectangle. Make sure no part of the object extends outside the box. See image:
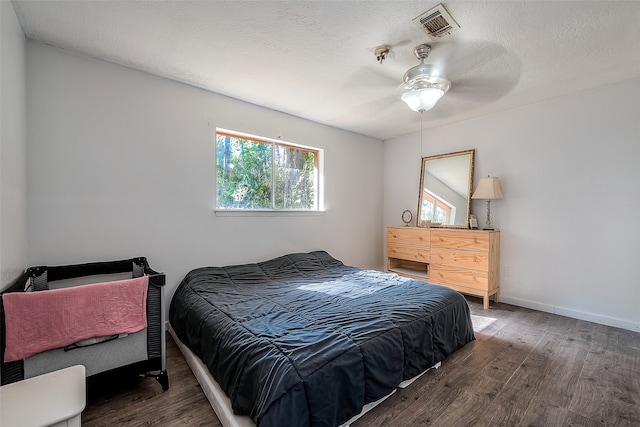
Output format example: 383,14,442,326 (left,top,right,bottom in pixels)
169,251,474,427
1,257,168,391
